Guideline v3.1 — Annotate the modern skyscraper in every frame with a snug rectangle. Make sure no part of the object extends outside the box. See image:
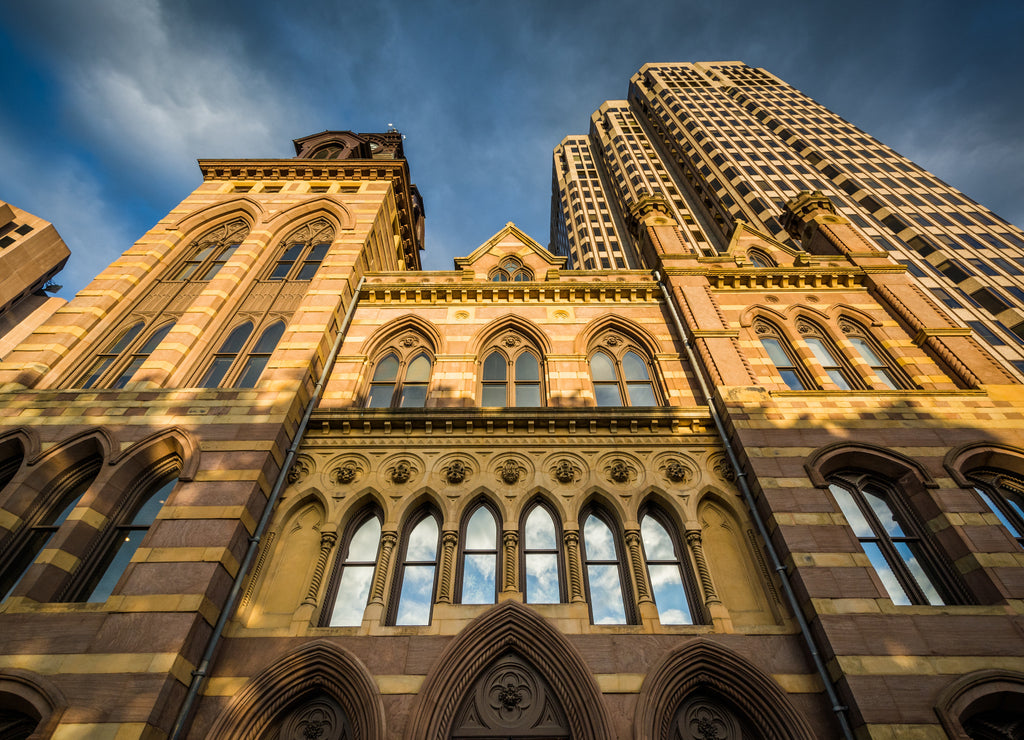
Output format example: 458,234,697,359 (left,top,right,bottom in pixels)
552,61,1024,376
